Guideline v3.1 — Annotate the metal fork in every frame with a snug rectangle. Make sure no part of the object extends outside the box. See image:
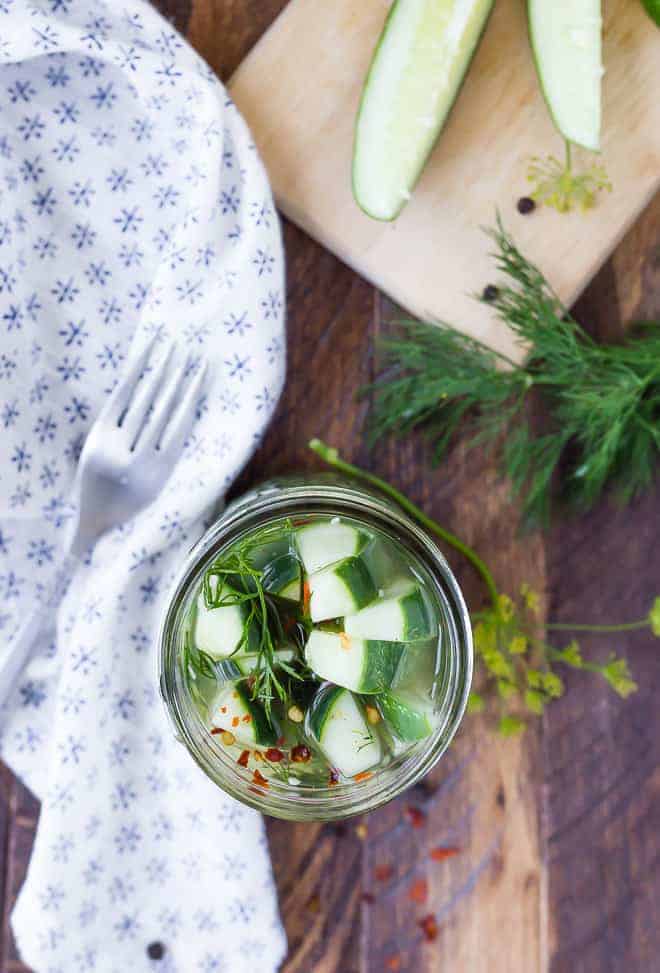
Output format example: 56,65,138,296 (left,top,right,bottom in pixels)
70,336,207,557
0,337,207,704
